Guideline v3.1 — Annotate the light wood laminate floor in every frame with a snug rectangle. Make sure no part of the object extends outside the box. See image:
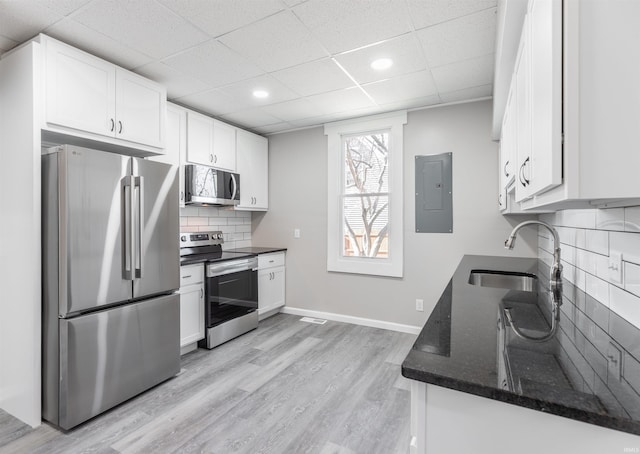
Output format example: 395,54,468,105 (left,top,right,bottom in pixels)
0,314,415,454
